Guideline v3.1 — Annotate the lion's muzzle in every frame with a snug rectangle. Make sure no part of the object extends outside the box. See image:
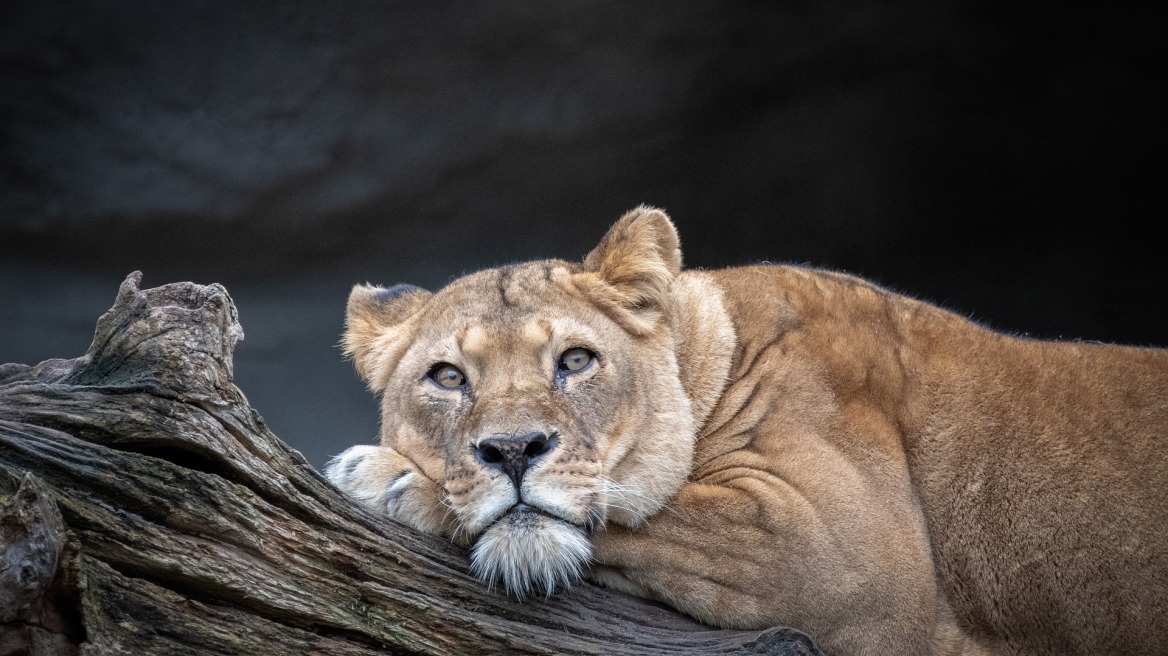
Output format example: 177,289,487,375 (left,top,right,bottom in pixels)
465,432,596,597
